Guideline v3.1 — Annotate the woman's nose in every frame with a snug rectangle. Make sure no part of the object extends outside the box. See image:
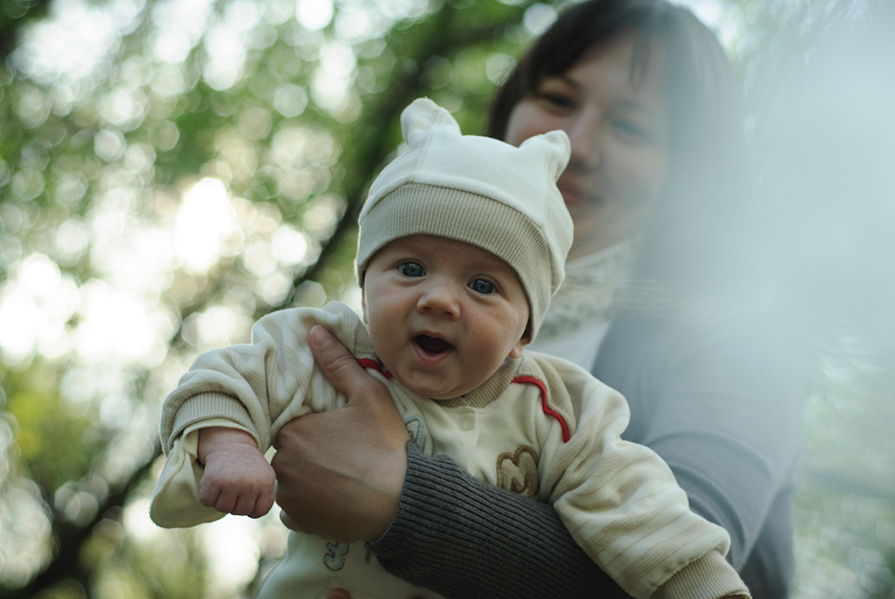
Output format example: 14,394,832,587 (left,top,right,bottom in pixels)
417,279,461,319
565,112,602,171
